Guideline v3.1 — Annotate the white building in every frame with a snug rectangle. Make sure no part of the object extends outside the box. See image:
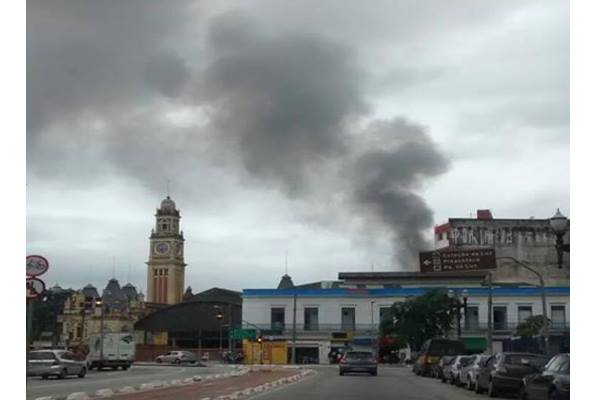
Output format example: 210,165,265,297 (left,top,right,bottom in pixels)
242,272,569,364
